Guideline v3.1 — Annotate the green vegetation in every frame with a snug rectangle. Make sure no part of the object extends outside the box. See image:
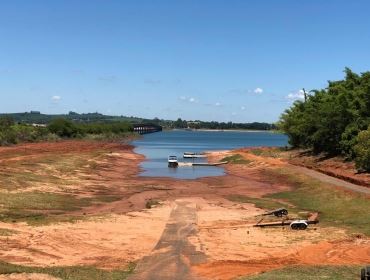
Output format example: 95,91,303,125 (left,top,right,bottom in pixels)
0,118,52,145
48,118,134,138
172,118,275,130
222,154,252,164
354,127,370,171
278,68,370,171
226,162,370,235
0,111,276,131
263,168,370,235
0,111,144,124
239,265,362,280
0,116,134,146
0,261,135,280
249,147,286,158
